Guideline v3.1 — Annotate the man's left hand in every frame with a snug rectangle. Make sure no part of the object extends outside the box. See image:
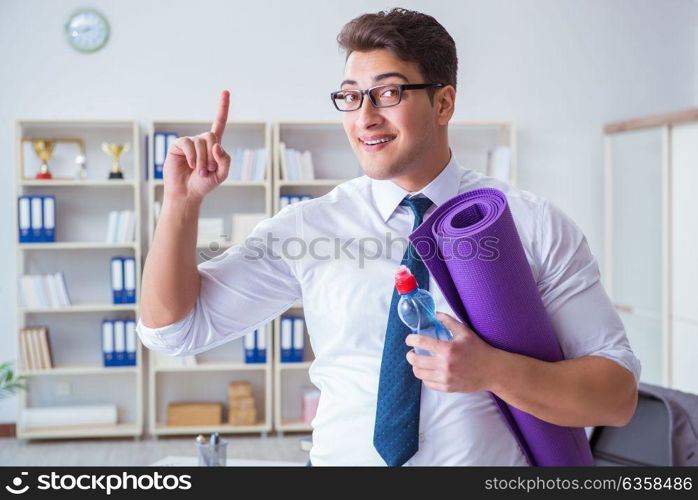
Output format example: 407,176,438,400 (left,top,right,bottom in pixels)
405,311,501,394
